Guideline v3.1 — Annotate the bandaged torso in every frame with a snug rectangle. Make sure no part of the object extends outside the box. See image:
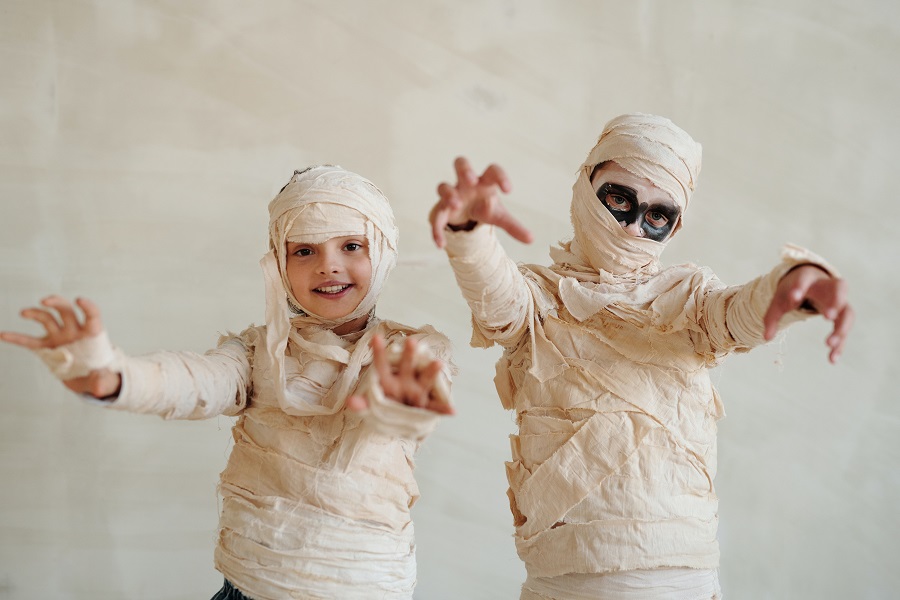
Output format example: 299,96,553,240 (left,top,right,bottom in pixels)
107,318,449,600
445,224,827,583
